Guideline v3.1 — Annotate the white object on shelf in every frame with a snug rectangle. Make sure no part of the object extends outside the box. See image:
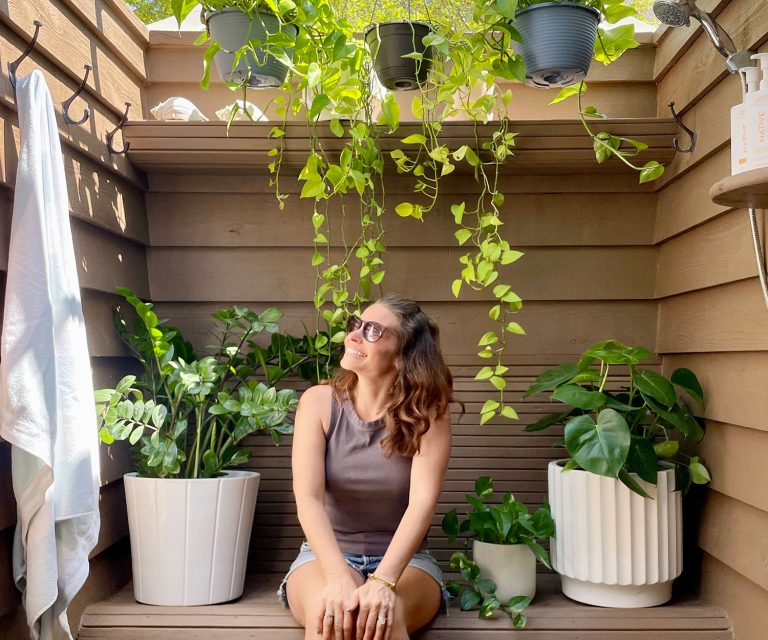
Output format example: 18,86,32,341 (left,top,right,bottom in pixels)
216,100,268,122
150,97,208,121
